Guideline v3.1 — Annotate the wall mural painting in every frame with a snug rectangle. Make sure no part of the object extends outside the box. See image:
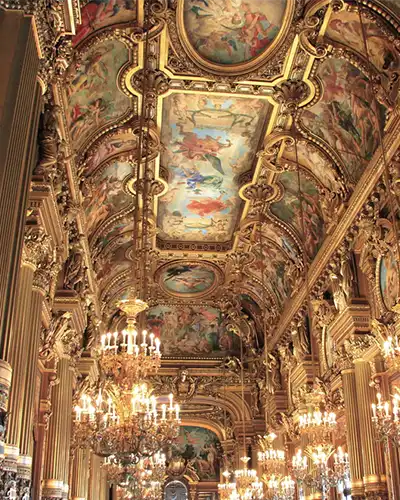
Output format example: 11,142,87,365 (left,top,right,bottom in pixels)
84,131,137,176
169,426,222,481
182,0,287,65
146,305,239,357
65,40,130,147
379,251,399,311
158,94,269,243
326,10,400,93
270,171,324,258
73,0,136,47
83,161,133,239
301,58,386,182
281,141,344,192
159,263,217,296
